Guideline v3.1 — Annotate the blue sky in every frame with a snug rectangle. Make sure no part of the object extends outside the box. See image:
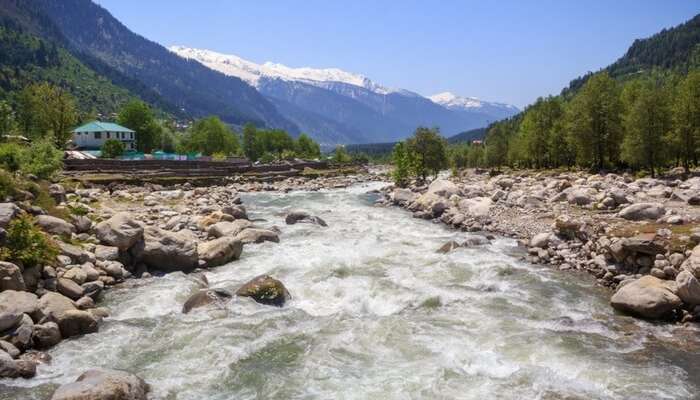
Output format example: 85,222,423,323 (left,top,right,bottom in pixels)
96,0,698,108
